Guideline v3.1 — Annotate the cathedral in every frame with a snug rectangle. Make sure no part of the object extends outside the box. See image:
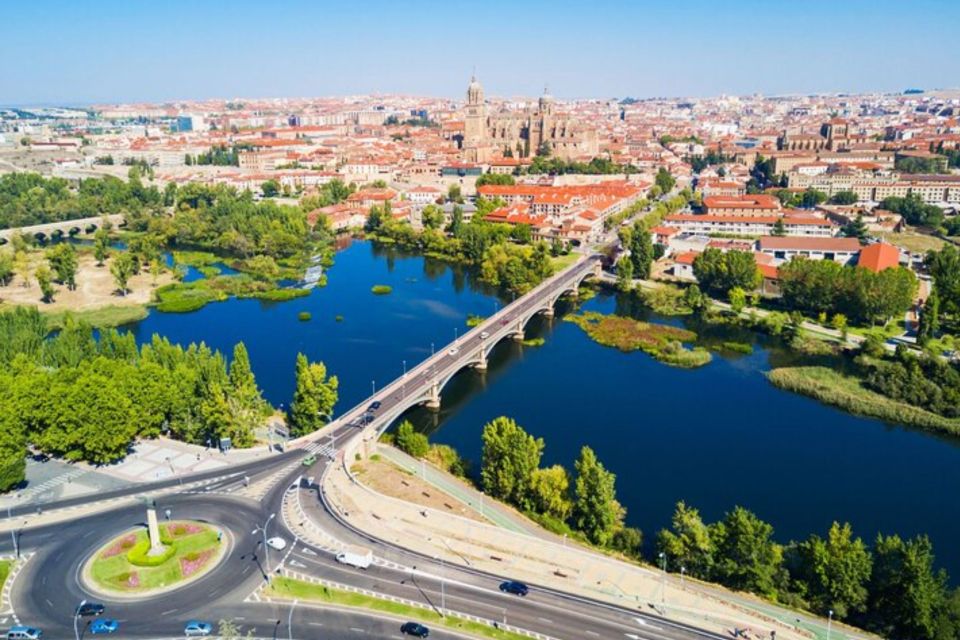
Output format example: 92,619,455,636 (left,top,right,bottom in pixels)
461,76,599,163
